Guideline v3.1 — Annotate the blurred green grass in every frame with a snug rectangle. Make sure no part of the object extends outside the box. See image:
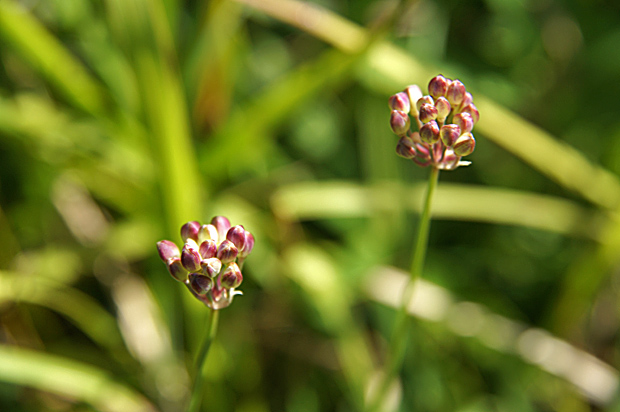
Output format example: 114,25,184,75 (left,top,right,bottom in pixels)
1,0,620,411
